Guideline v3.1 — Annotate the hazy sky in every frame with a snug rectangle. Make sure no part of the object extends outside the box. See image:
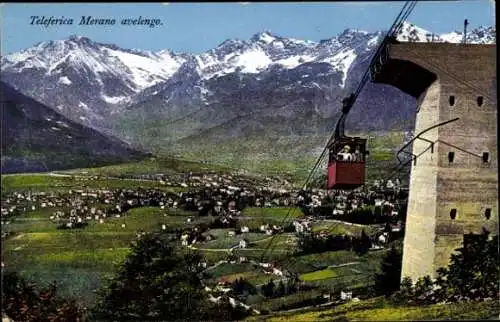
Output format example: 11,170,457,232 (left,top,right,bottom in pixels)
0,1,495,54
